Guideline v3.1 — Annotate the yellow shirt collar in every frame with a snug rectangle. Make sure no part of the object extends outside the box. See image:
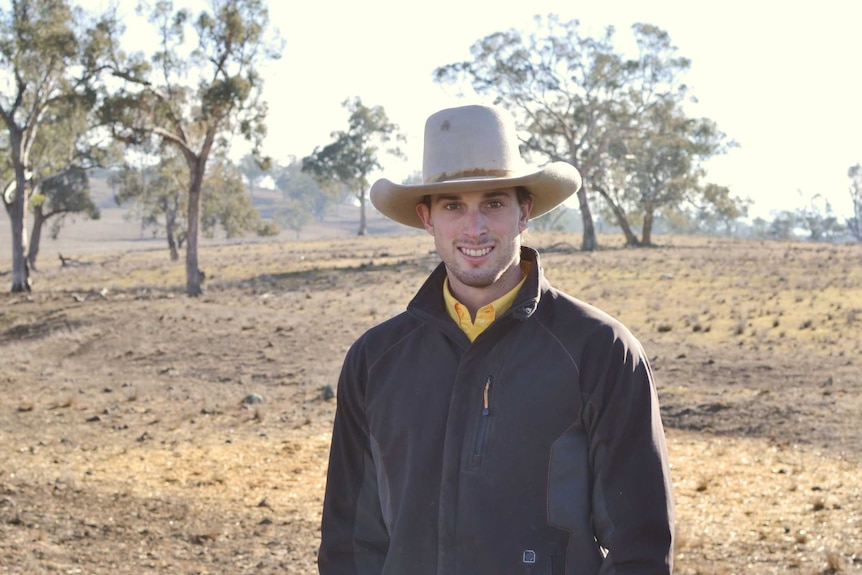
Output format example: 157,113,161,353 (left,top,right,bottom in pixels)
443,262,531,342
